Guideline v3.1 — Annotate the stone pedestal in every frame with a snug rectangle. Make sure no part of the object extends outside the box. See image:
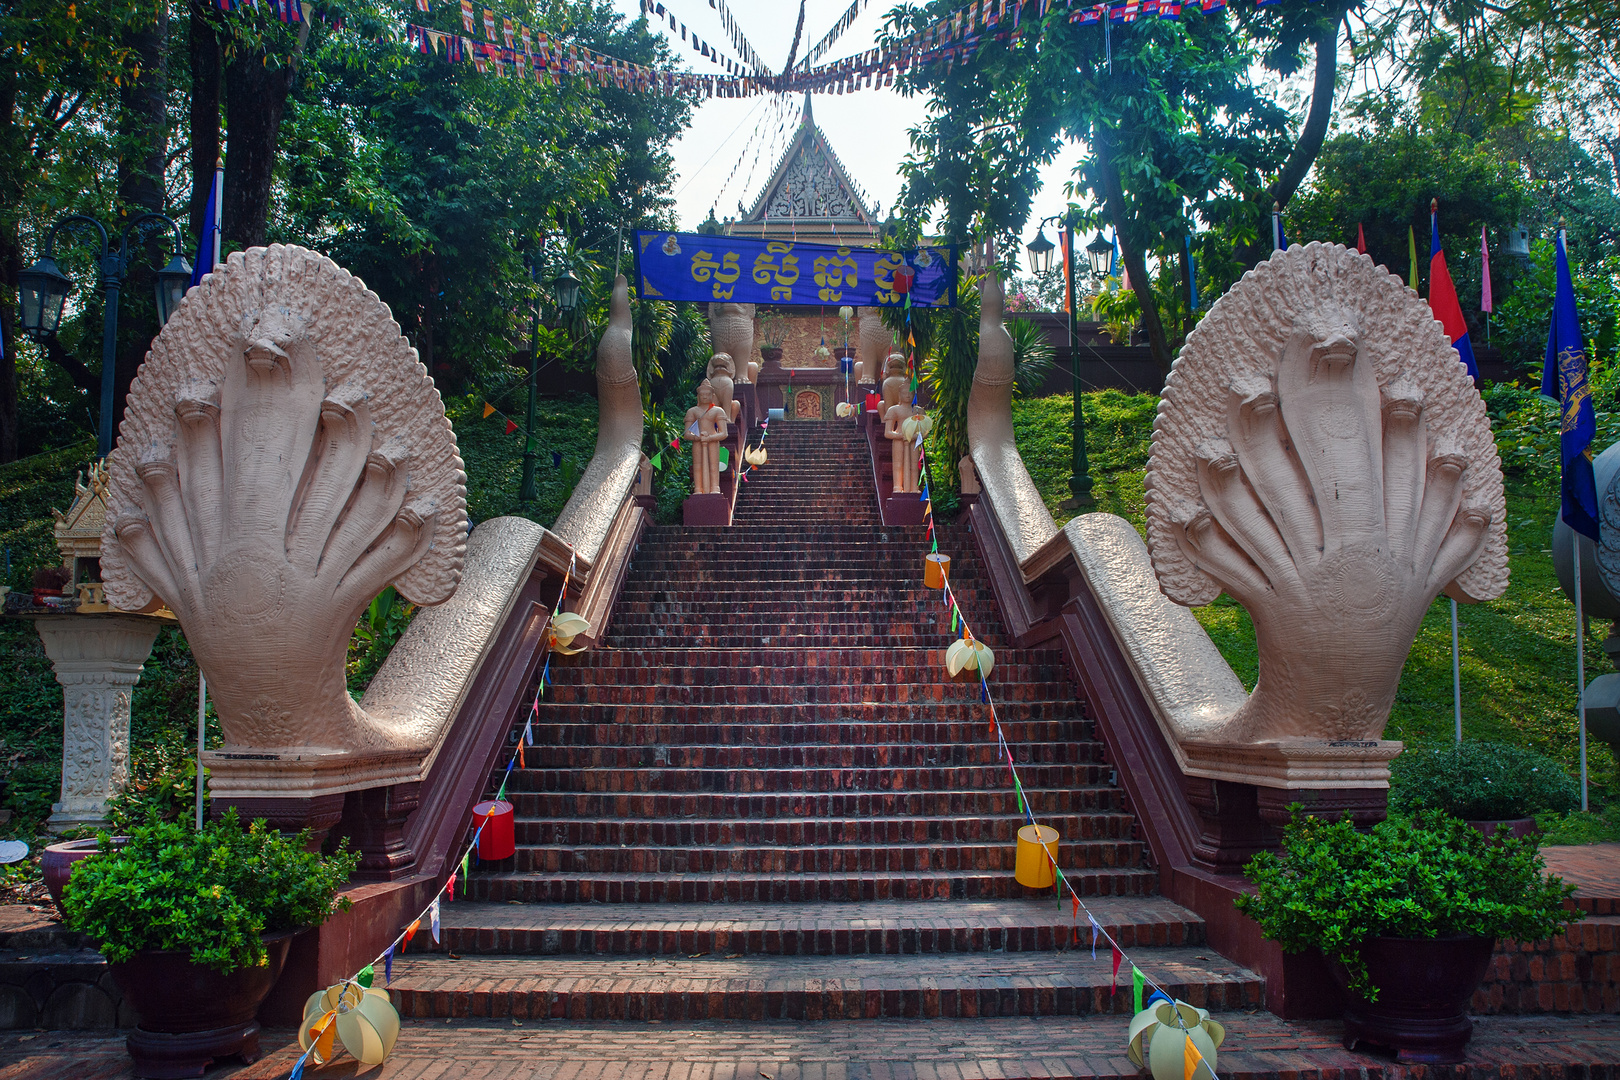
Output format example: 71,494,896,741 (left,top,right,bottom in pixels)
32,615,163,833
